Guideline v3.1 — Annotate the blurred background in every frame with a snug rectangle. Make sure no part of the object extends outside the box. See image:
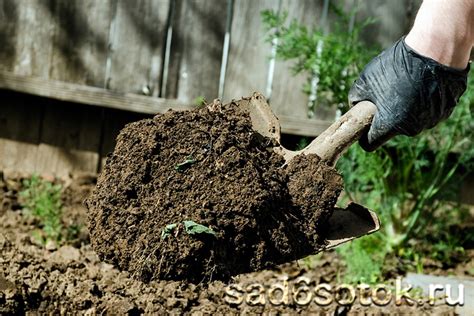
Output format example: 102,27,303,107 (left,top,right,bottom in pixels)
0,0,473,312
